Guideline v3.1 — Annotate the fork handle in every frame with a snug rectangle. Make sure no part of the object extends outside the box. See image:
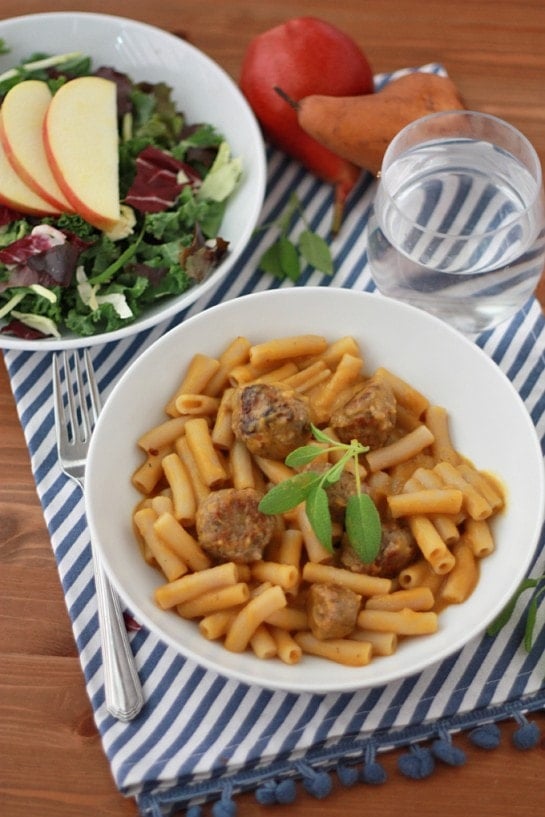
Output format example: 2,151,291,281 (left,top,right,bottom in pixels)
92,545,145,721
